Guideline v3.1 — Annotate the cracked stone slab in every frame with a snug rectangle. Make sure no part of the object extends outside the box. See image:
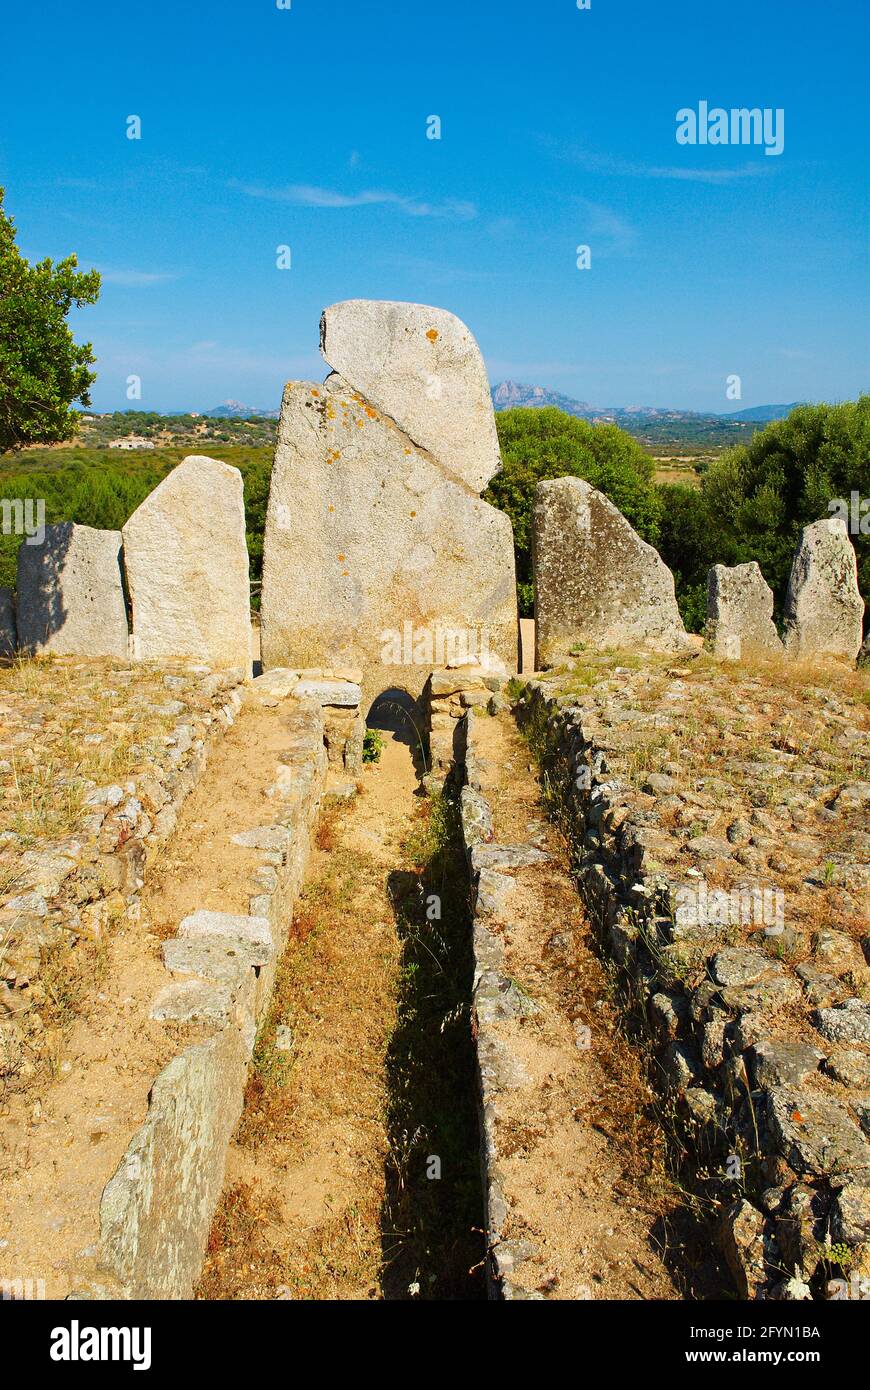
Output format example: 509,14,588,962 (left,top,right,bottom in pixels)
230,826,292,853
750,1040,825,1089
320,299,501,494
